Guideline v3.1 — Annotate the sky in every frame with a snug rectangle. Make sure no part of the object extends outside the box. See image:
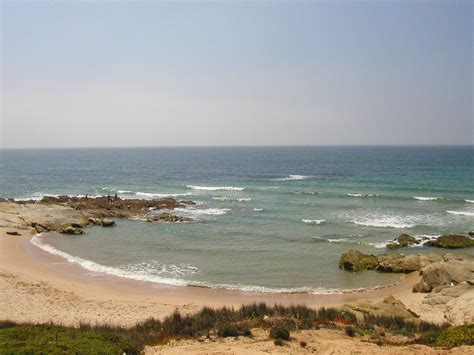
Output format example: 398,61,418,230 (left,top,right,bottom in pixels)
1,0,472,148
